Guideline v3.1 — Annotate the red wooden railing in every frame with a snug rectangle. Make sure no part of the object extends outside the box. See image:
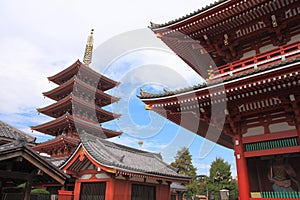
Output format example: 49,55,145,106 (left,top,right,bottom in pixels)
212,41,300,80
